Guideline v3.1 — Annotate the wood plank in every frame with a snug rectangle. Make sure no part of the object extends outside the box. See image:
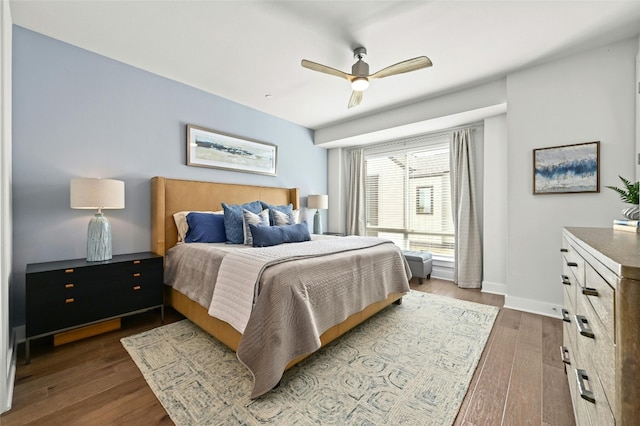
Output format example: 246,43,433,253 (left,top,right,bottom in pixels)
541,316,563,369
457,311,520,425
542,363,575,426
502,312,543,425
